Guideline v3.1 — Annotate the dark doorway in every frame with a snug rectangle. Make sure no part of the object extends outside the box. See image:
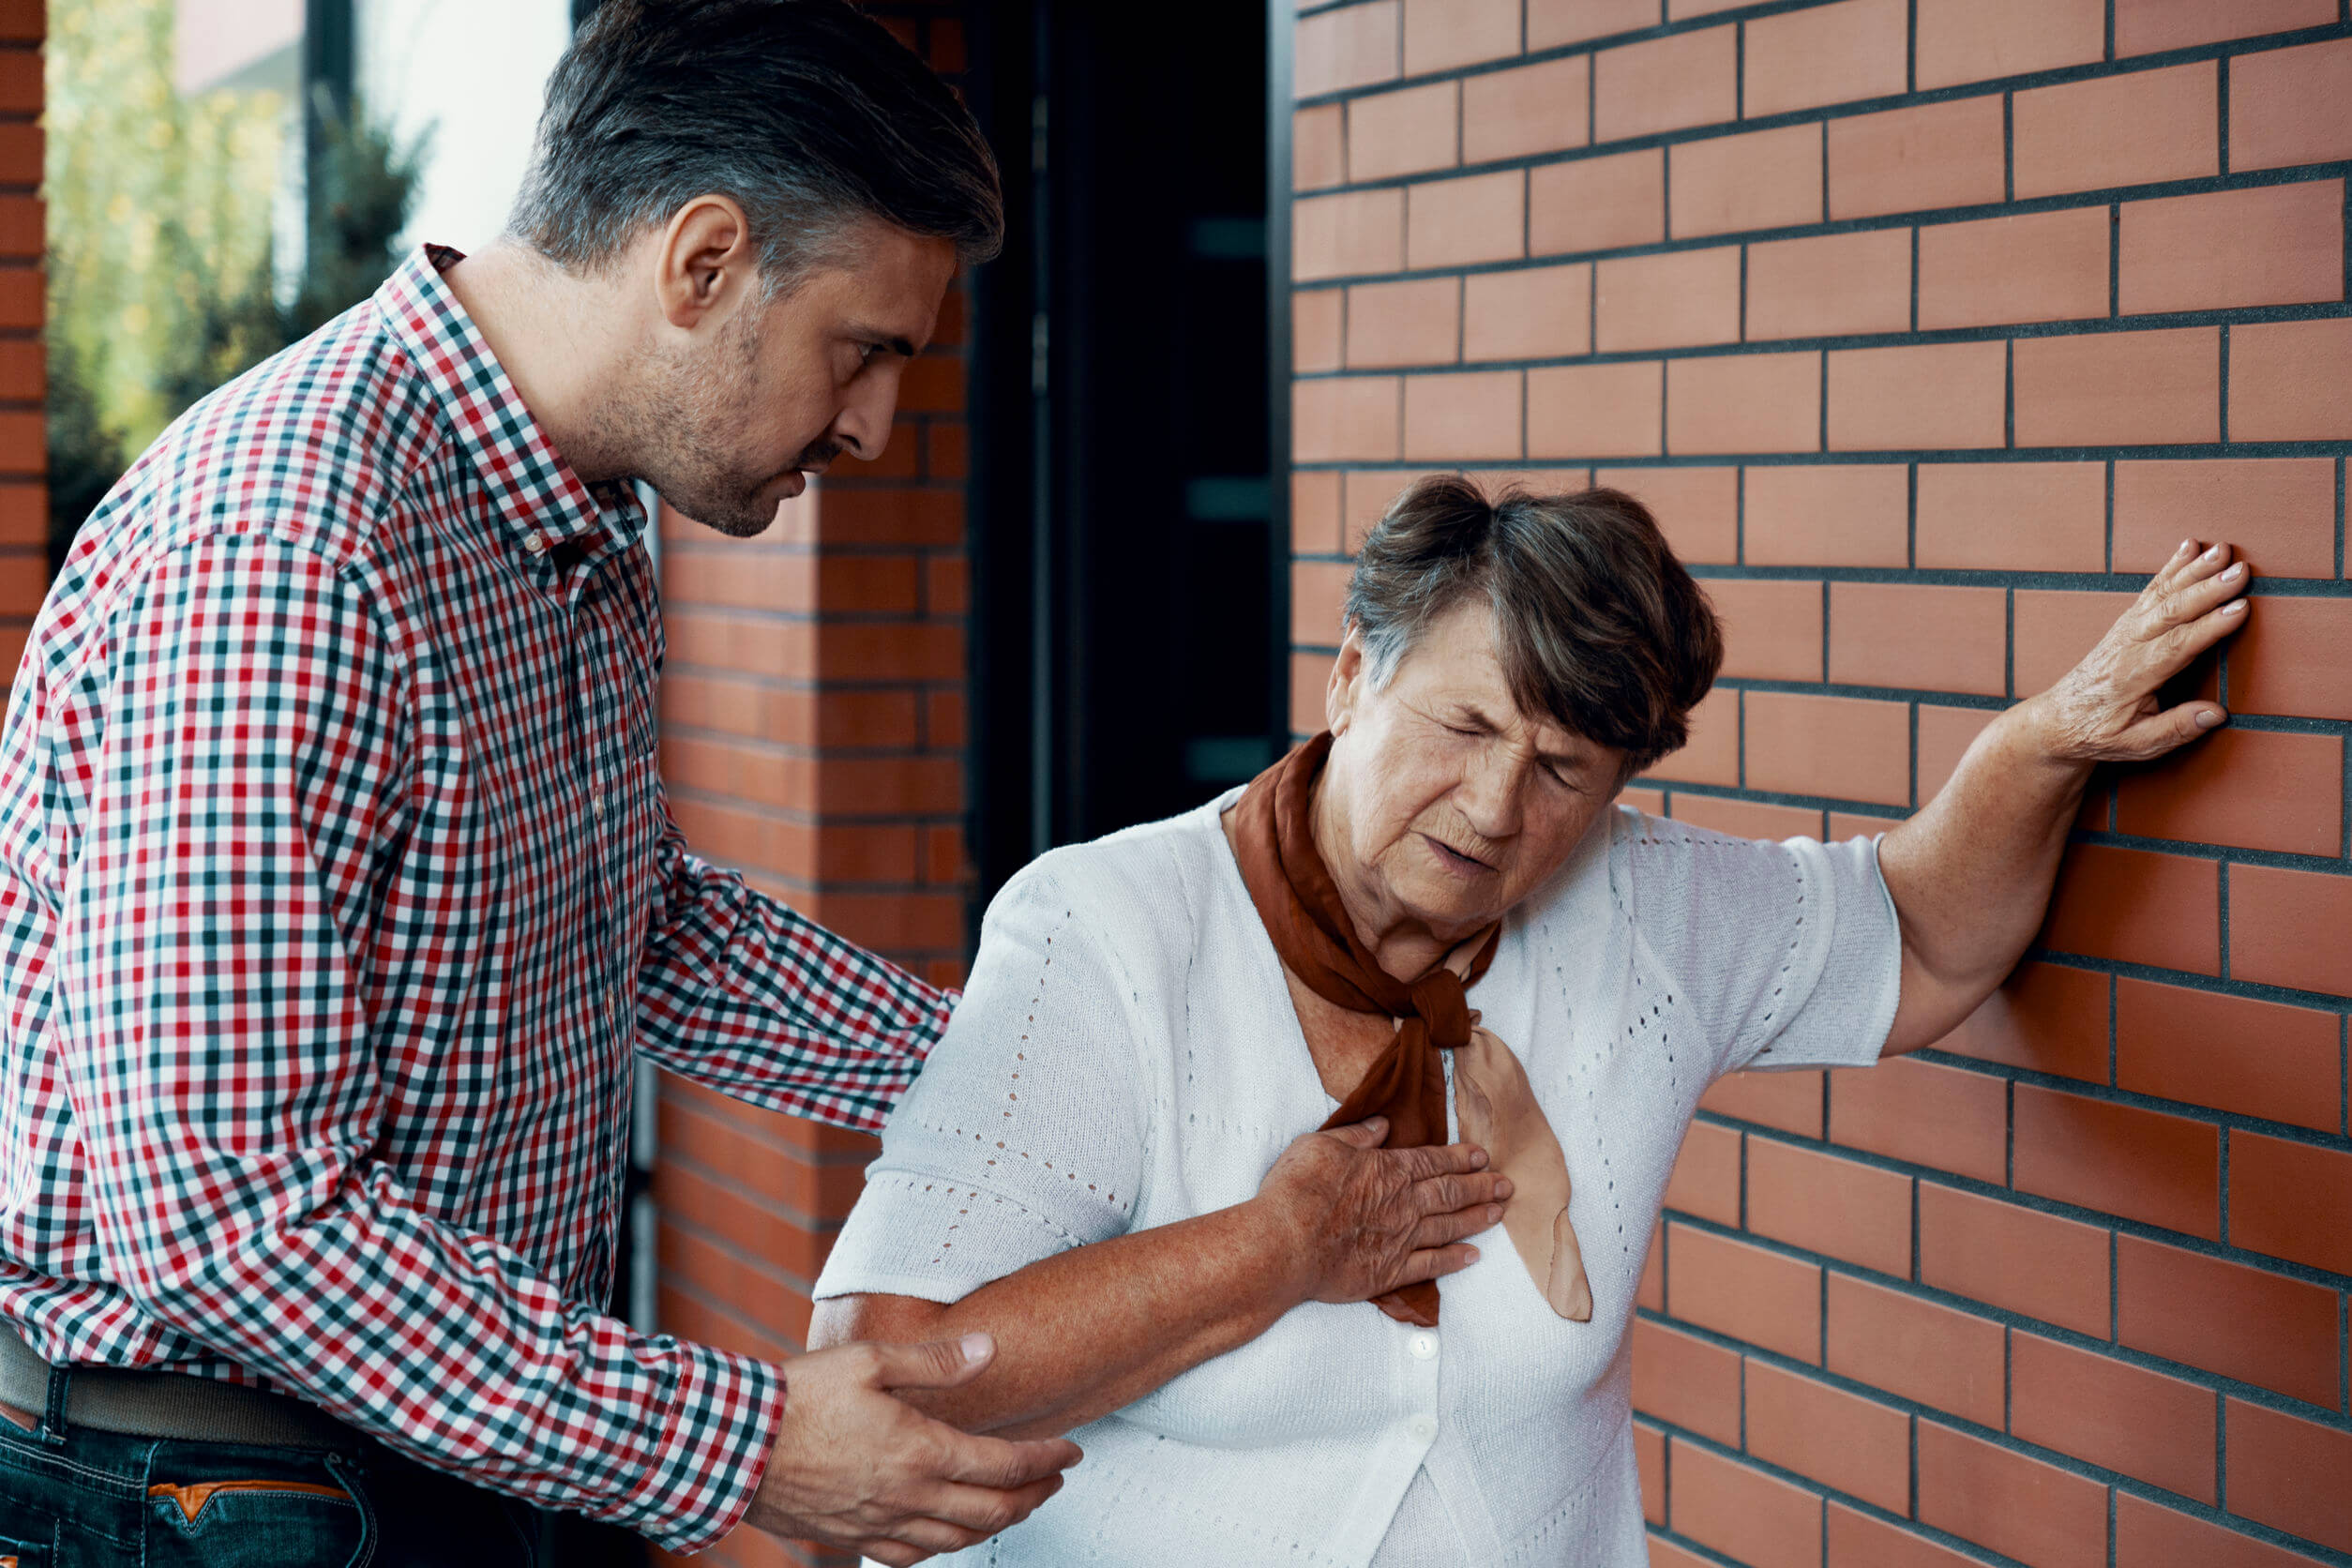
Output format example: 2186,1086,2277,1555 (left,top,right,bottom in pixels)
968,1,1287,906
